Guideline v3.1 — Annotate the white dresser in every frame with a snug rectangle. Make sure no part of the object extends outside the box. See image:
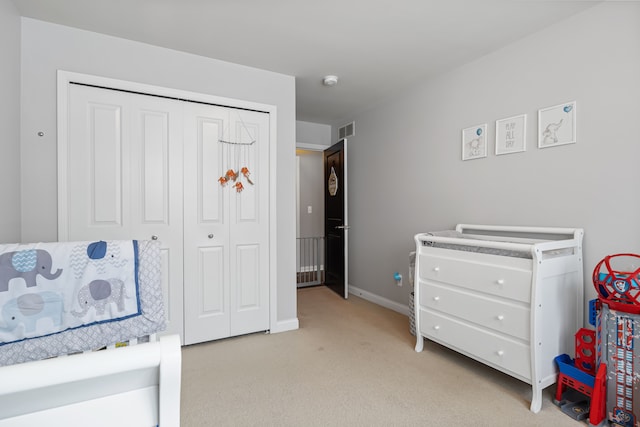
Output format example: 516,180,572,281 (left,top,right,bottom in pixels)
413,225,584,413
